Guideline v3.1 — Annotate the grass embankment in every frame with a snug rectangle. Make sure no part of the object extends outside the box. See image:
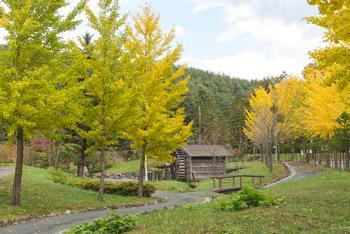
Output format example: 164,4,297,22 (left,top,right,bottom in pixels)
0,163,12,168
108,160,288,193
0,166,152,223
130,168,350,233
108,160,140,174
